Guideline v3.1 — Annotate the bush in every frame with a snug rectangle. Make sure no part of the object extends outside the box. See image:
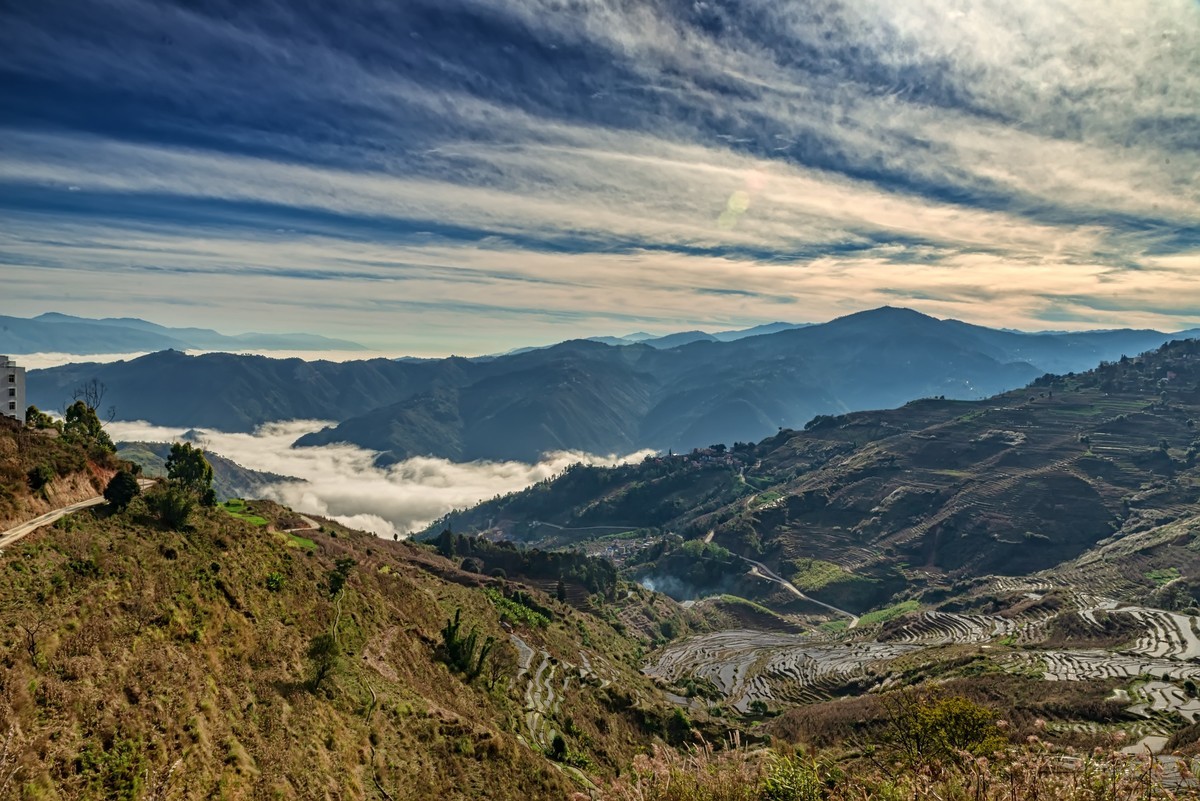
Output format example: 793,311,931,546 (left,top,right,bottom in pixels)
27,464,55,492
761,755,822,801
104,470,141,511
265,572,285,592
147,484,195,529
882,692,1004,766
307,633,340,691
